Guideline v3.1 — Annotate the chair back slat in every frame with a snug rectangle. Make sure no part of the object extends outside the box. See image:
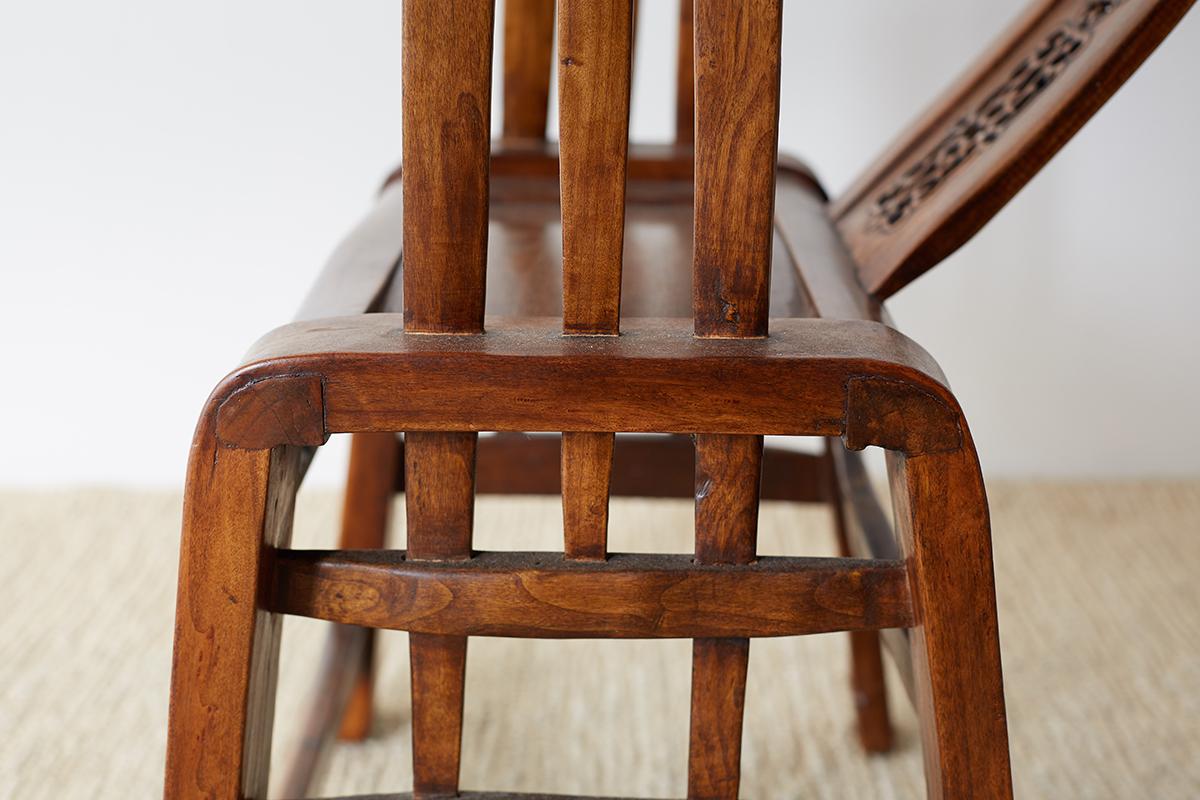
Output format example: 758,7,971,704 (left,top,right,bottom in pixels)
401,4,494,794
402,0,496,334
691,0,783,338
833,0,1196,299
675,0,694,144
556,0,633,565
557,0,634,336
686,6,779,793
502,0,556,141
